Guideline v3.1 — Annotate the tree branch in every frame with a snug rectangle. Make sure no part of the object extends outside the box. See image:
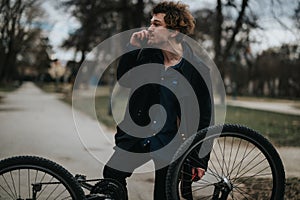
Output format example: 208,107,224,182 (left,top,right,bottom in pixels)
223,0,249,62
270,0,298,37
